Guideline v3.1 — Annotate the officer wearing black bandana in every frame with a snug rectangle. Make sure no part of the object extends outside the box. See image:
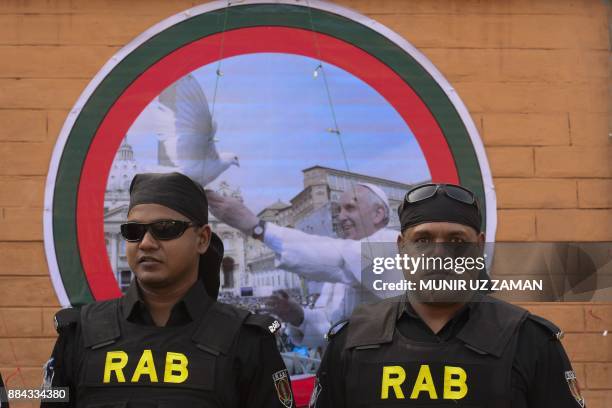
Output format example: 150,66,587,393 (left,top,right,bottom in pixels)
41,172,295,408
310,183,585,408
